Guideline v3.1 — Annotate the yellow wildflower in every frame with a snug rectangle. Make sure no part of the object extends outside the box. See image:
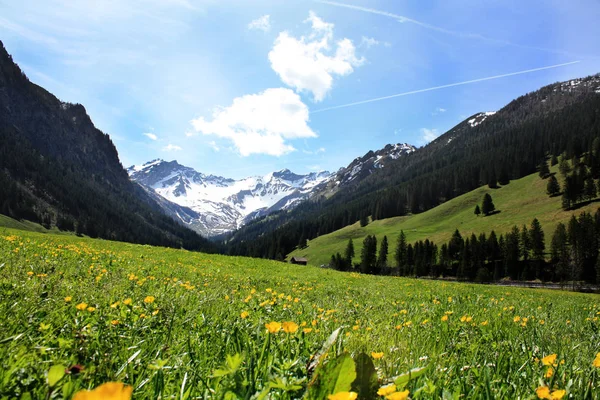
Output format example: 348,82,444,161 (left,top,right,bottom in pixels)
240,311,249,319
76,303,88,311
265,321,281,333
123,298,132,306
110,301,120,308
371,352,384,359
541,354,557,366
303,328,313,334
377,384,396,396
386,390,409,400
550,390,566,399
593,352,600,368
143,296,155,304
27,271,34,276
328,392,357,400
73,382,132,400
86,307,96,312
536,386,550,399
111,320,119,326
441,315,449,322
282,321,299,333
64,296,72,302
545,367,554,378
